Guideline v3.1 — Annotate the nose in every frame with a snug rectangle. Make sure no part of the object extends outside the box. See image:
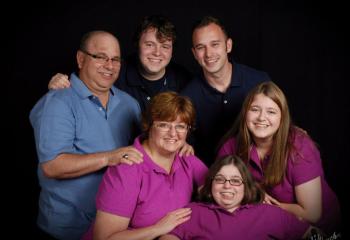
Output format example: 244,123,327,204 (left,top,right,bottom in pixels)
153,45,161,56
204,47,213,58
168,125,177,136
223,180,232,188
103,58,115,69
257,110,266,121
